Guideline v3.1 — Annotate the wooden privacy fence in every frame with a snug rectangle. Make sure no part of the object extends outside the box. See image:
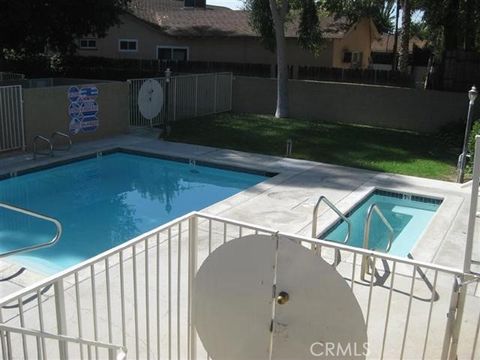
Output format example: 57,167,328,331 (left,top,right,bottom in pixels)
128,72,233,127
0,72,25,82
441,50,480,92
